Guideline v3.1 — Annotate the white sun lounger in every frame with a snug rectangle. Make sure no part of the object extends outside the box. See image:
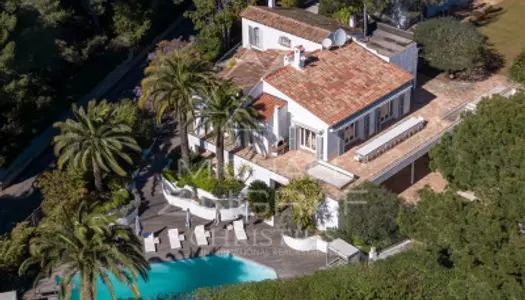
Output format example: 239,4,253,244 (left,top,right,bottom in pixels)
233,220,247,241
144,233,160,253
194,225,210,246
168,228,185,249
